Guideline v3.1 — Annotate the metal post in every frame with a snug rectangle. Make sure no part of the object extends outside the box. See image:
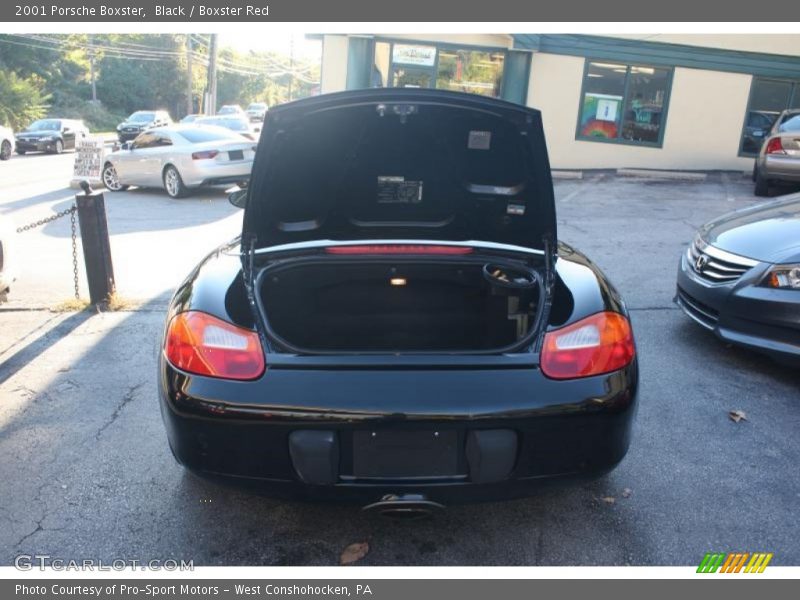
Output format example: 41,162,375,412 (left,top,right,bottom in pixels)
75,187,115,305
